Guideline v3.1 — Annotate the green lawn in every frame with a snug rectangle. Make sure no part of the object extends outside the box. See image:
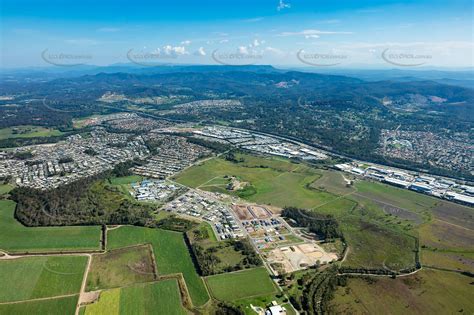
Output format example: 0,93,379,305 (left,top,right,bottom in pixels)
0,256,87,303
83,280,187,315
0,200,101,253
0,296,78,315
86,245,155,291
107,226,209,306
0,184,13,195
205,267,277,301
108,175,144,186
0,125,63,140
